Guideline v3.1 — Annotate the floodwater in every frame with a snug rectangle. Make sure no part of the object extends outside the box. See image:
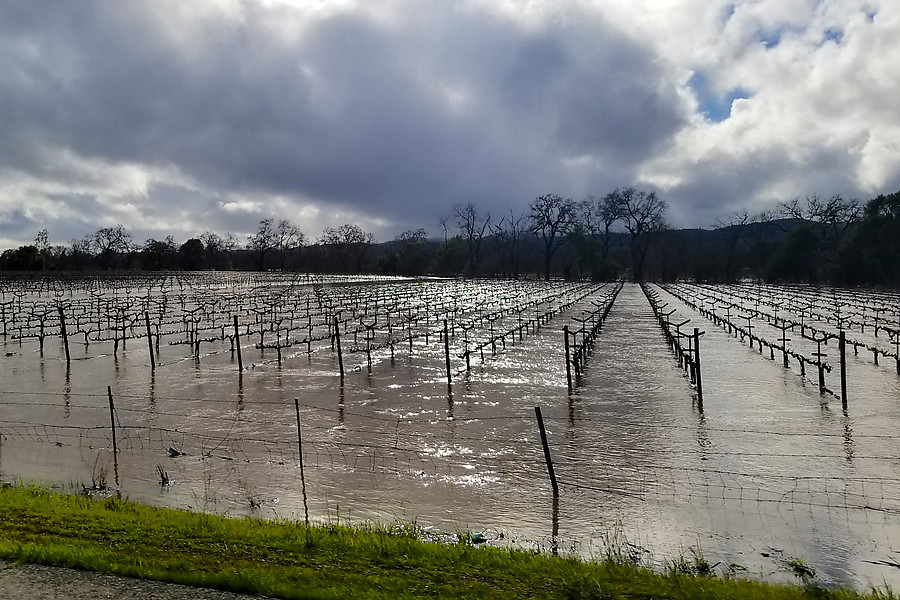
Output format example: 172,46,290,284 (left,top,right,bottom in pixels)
1,276,899,590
